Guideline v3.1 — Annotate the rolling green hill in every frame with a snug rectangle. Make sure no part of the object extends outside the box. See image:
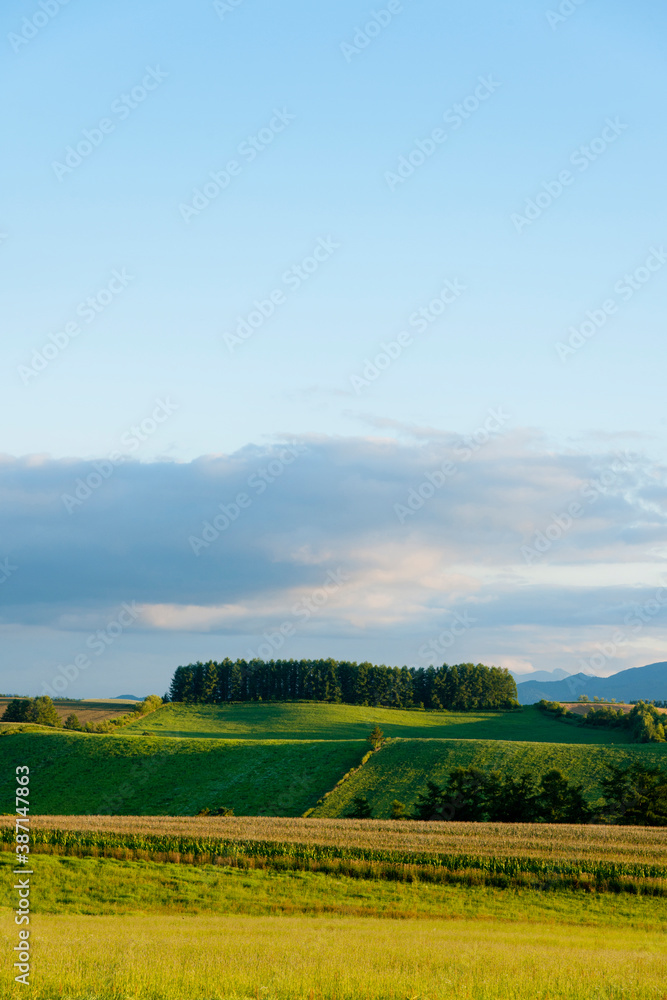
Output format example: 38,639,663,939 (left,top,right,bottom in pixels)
310,738,667,820
124,701,636,744
2,703,663,818
0,731,365,816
